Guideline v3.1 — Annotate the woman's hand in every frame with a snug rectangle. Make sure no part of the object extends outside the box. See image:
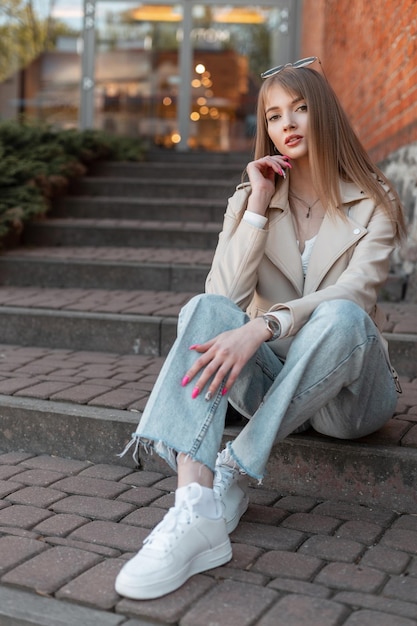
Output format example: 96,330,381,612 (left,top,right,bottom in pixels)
245,155,291,216
181,318,271,400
